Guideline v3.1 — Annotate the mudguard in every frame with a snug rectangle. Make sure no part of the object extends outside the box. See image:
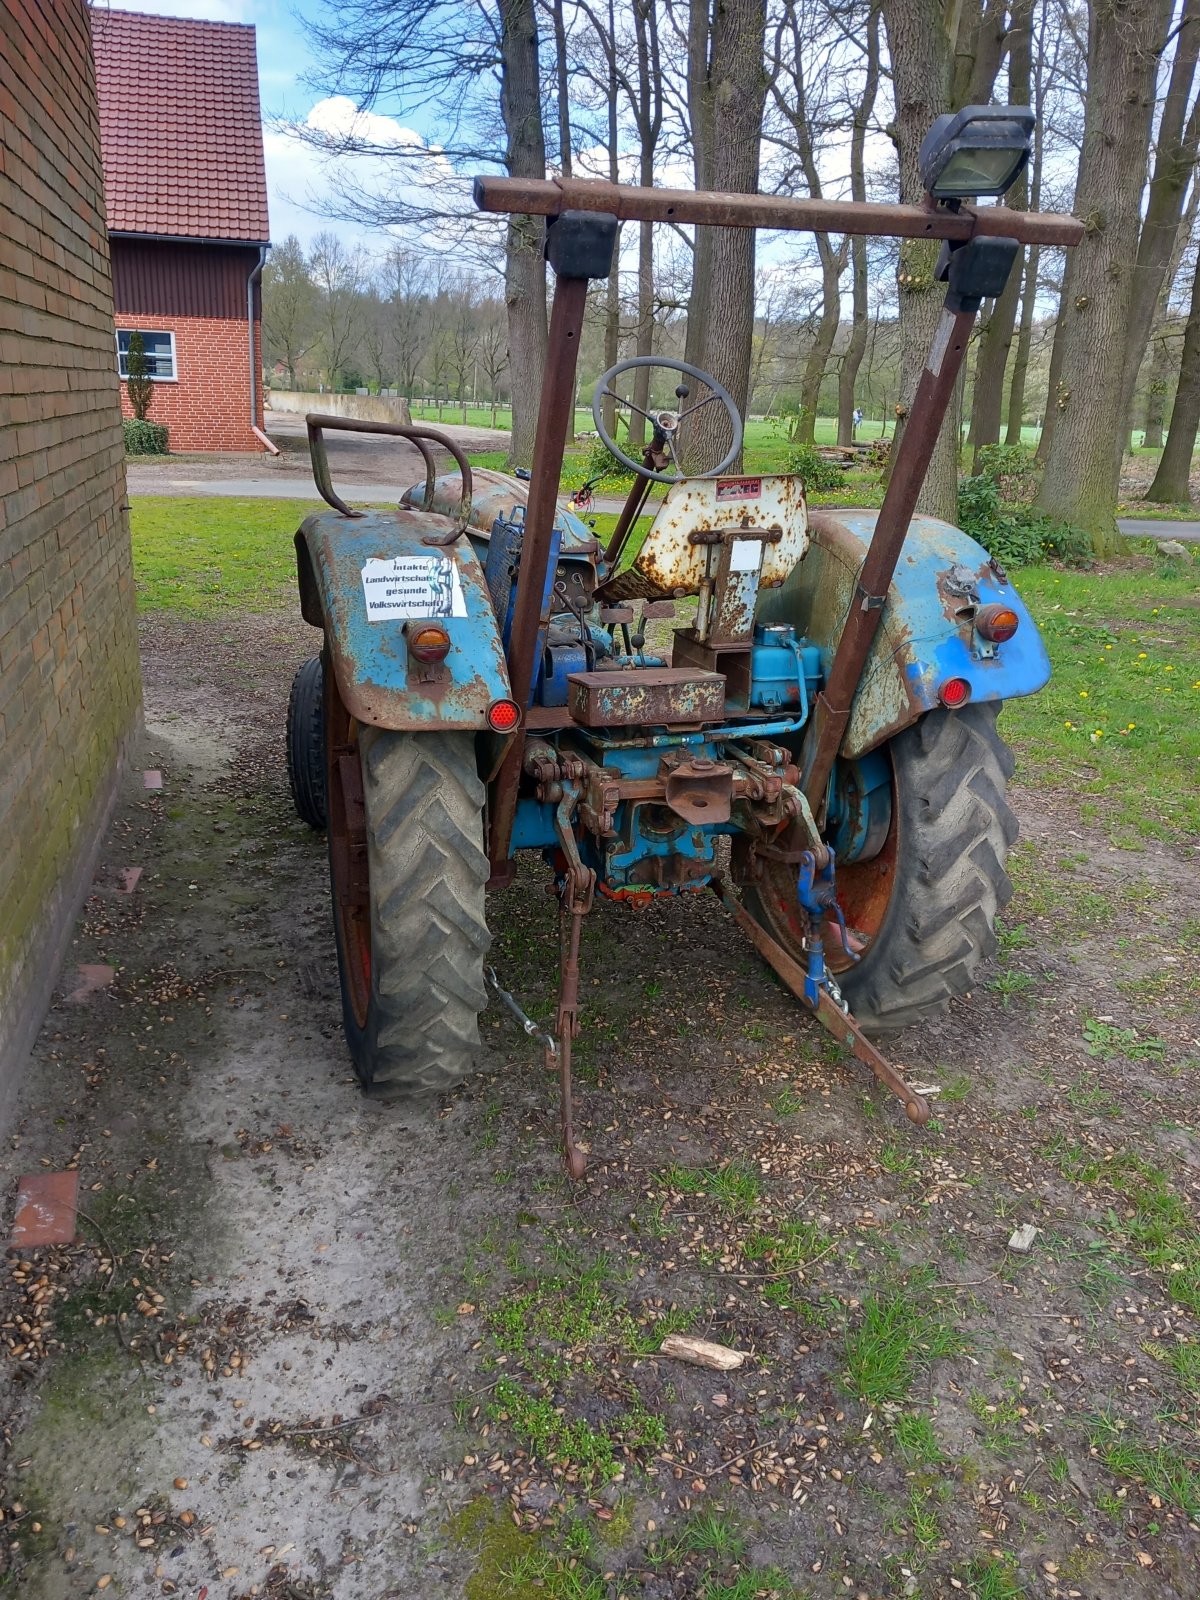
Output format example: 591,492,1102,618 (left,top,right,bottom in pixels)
402,466,602,559
294,506,512,732
758,508,1050,759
